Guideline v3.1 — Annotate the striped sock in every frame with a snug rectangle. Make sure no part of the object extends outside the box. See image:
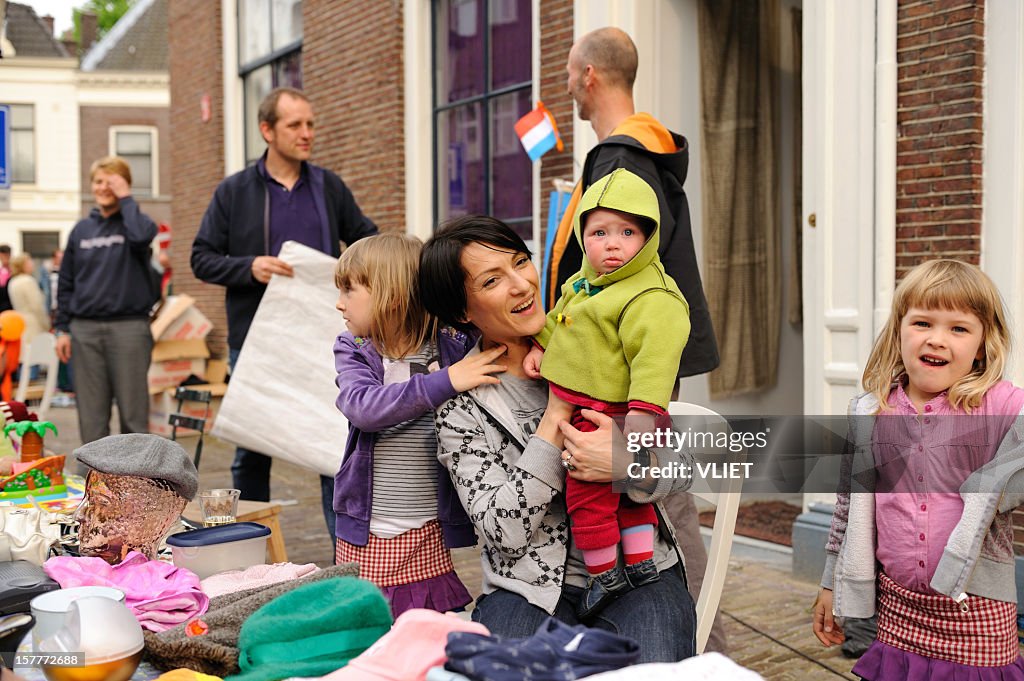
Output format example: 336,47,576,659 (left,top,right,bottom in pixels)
622,525,655,565
582,545,619,575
